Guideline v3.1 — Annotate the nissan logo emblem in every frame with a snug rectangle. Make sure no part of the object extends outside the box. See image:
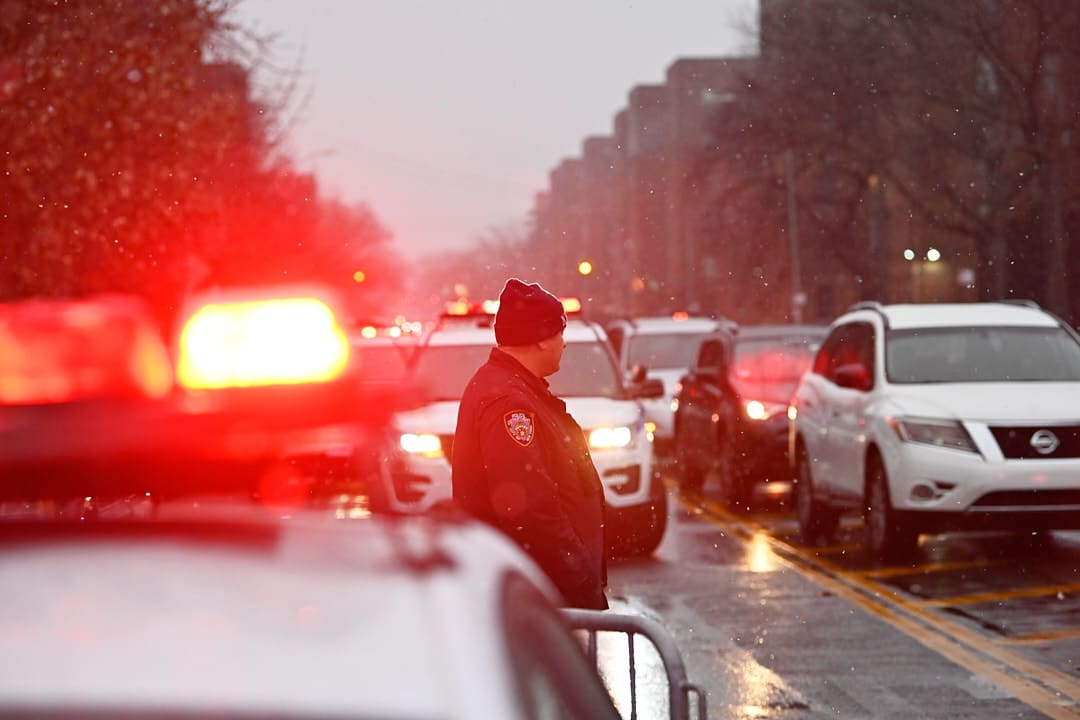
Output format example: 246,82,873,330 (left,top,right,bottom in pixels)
1030,430,1060,455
